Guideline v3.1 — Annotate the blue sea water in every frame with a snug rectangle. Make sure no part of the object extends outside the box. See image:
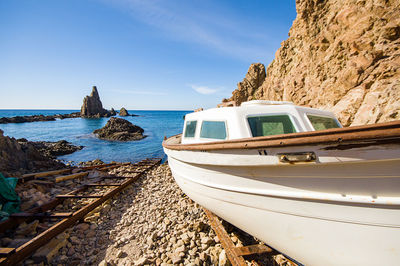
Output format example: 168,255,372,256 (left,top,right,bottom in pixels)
0,110,190,164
